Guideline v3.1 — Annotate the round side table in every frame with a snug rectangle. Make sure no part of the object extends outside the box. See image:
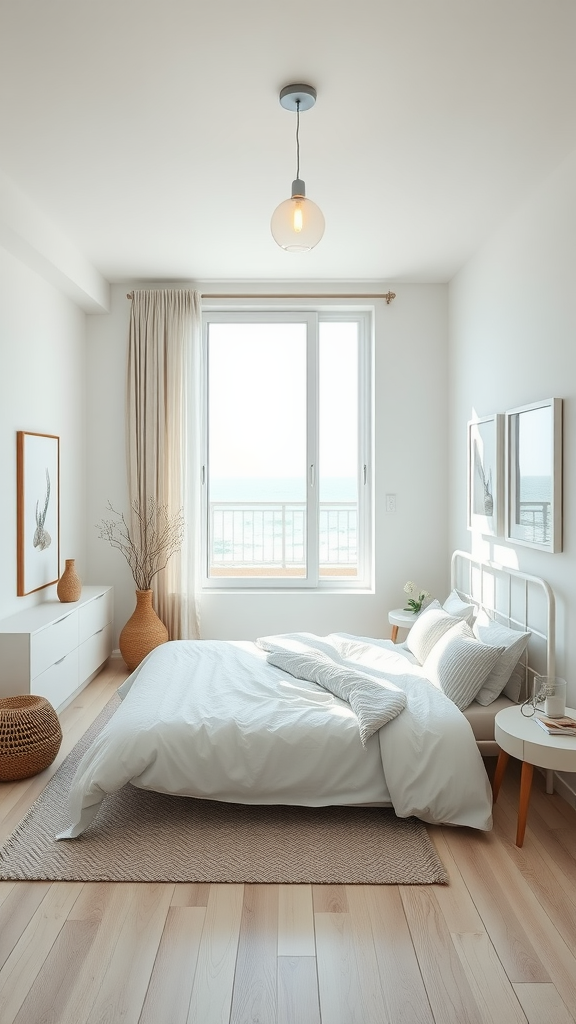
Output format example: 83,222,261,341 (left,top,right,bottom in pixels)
492,704,576,847
388,608,418,643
